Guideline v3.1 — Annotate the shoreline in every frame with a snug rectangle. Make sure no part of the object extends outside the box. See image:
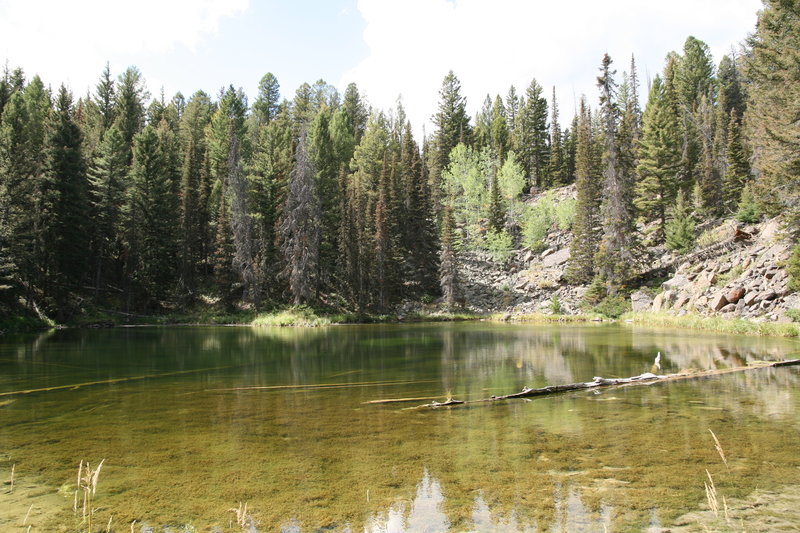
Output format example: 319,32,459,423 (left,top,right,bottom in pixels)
4,307,799,339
